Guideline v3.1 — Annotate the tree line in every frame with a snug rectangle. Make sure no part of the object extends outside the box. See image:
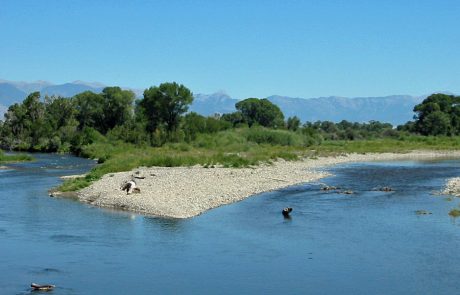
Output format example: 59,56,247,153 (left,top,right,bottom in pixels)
0,82,458,154
398,93,460,136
